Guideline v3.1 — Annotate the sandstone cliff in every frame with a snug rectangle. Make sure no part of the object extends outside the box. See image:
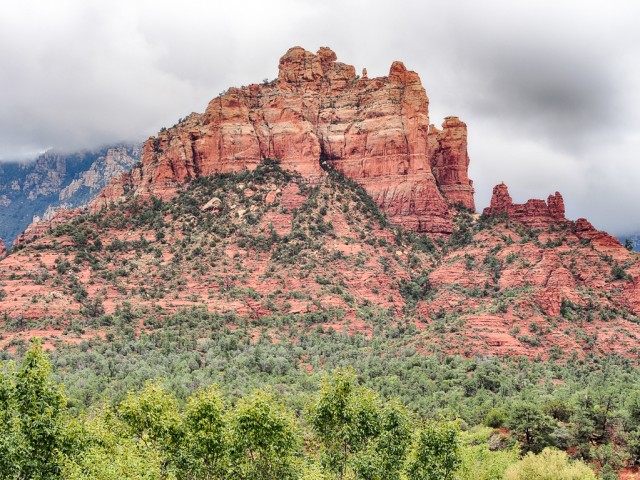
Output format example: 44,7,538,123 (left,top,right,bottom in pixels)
91,47,474,234
428,117,475,210
483,183,566,229
483,182,628,261
13,208,84,248
0,238,5,258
